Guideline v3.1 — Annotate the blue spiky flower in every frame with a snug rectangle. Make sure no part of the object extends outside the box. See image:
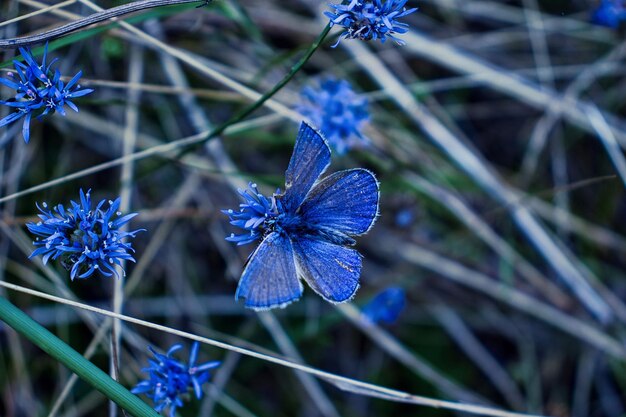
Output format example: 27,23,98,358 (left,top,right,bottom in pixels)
325,0,417,47
222,182,281,246
132,342,221,417
362,287,406,324
592,0,626,28
297,78,370,155
0,43,93,143
26,189,143,280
